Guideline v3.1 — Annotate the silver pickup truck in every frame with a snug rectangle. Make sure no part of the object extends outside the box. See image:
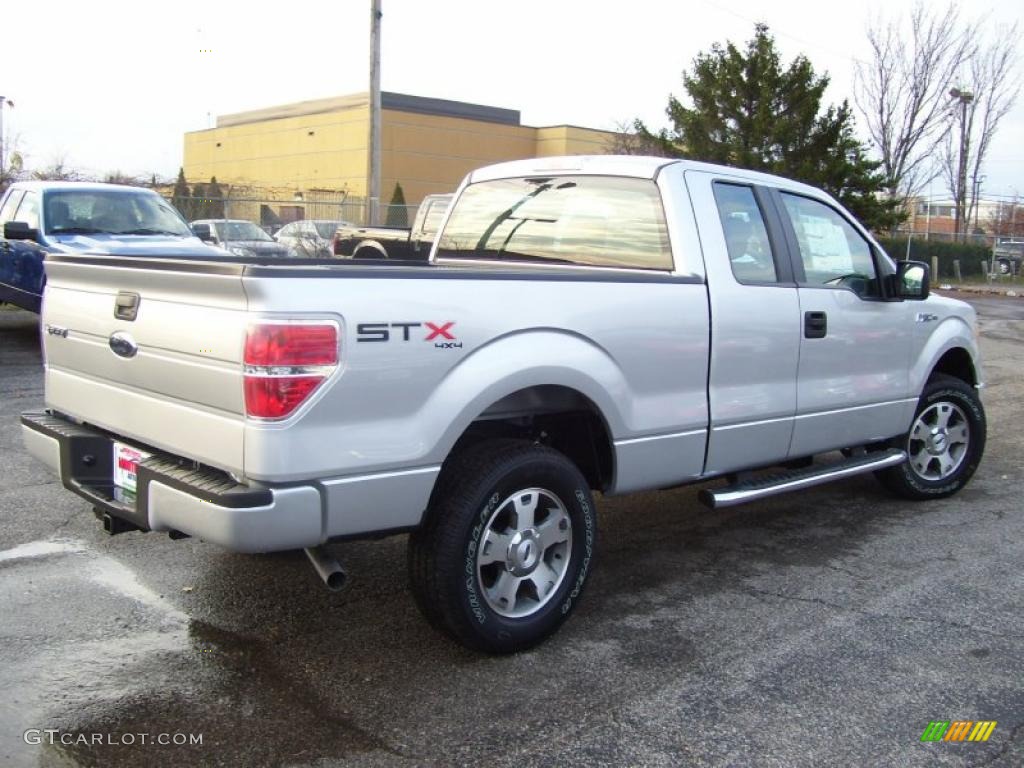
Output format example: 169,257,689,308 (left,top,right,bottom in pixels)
21,156,986,653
